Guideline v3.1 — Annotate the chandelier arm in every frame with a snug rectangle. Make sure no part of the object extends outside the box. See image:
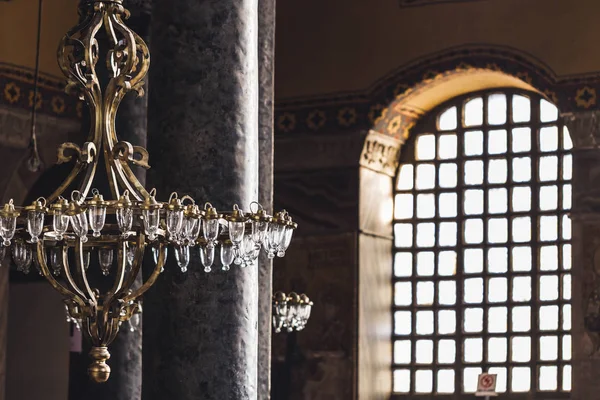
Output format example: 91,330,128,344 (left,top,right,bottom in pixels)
114,232,146,299
59,244,89,301
123,242,165,303
103,238,128,313
75,239,99,305
36,242,87,310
